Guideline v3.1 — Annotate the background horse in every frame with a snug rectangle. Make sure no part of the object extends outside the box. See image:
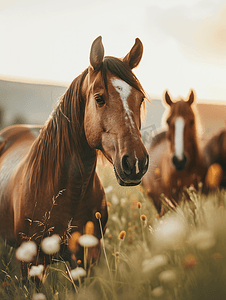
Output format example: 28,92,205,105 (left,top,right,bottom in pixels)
204,129,226,189
0,36,148,268
142,90,206,215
